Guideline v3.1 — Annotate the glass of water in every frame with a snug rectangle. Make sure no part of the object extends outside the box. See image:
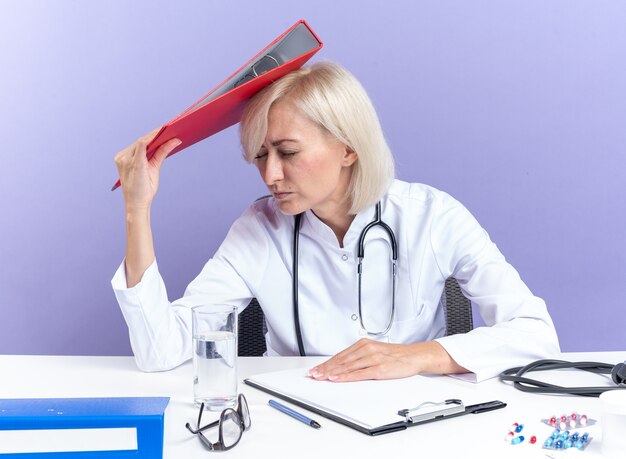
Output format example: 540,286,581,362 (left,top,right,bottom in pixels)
192,304,238,411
